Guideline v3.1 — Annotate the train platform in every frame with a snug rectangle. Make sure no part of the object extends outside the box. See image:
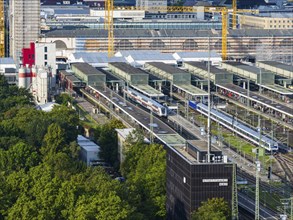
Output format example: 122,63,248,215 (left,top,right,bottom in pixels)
173,84,208,97
131,84,164,97
260,84,293,95
217,84,293,118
